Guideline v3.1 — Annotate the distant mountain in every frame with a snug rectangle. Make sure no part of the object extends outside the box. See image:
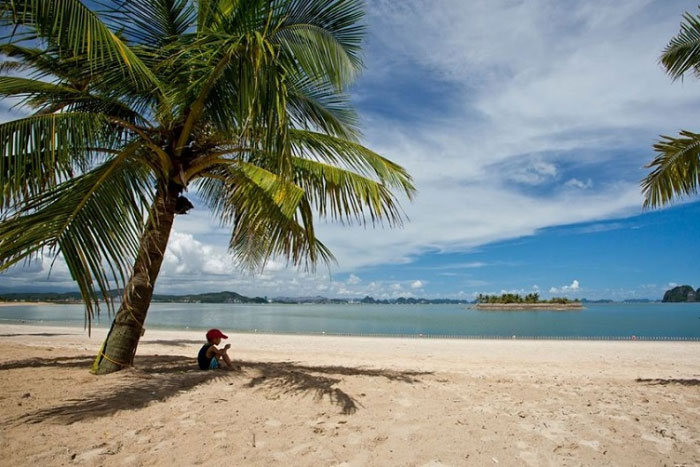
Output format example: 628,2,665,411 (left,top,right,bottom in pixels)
0,290,266,304
0,291,84,303
153,291,267,304
268,295,472,304
662,285,699,303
